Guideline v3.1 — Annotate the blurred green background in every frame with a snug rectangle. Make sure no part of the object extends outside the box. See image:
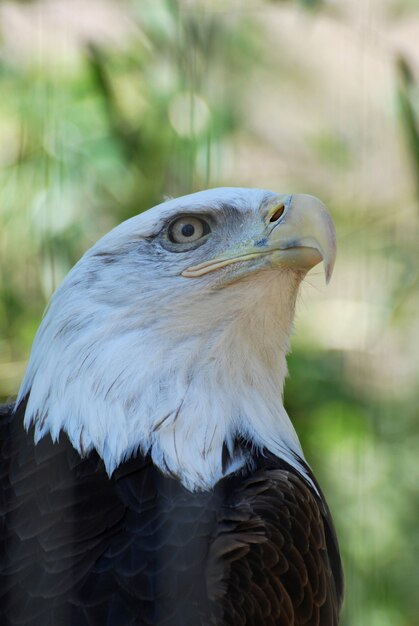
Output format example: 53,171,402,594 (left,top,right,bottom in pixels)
1,0,418,623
